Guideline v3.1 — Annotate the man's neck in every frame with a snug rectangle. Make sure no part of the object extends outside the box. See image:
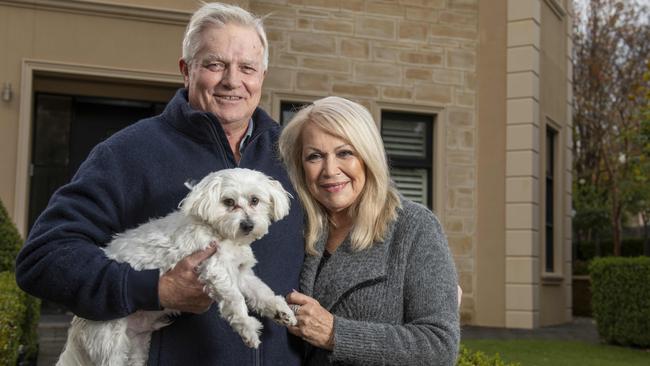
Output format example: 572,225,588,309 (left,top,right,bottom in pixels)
222,120,249,163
